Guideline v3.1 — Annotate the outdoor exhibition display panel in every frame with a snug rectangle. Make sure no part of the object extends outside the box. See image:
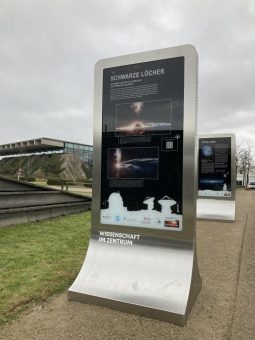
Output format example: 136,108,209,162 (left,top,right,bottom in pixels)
197,134,236,221
69,45,201,326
